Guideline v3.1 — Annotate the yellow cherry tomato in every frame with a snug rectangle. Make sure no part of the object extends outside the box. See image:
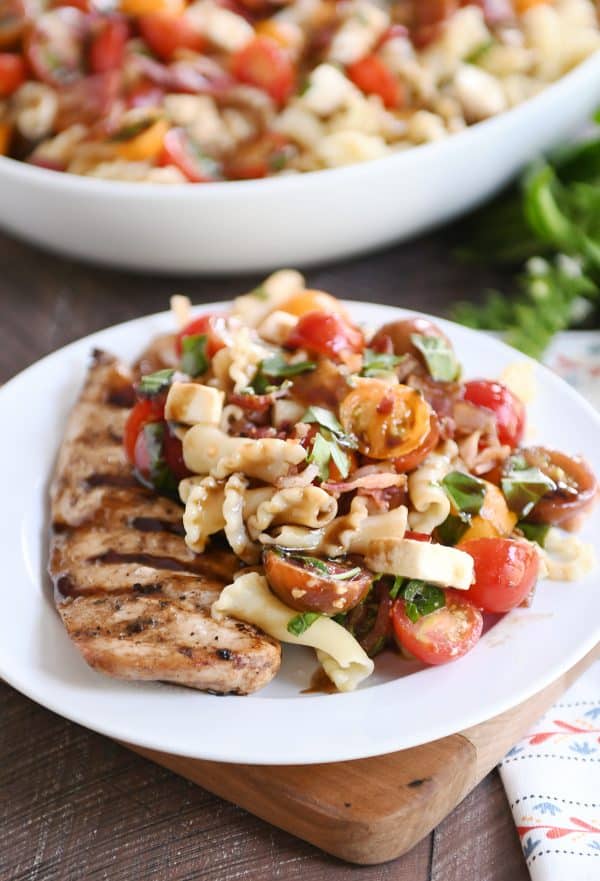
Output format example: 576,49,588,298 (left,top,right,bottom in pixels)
279,289,350,319
115,118,169,161
119,0,184,17
514,0,548,12
339,379,433,459
460,482,518,542
255,19,301,51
